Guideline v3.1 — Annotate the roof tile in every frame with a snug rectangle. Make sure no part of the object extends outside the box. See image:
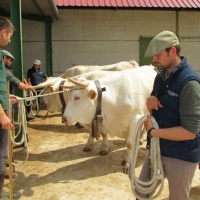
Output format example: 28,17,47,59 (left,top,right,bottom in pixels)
55,0,200,8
